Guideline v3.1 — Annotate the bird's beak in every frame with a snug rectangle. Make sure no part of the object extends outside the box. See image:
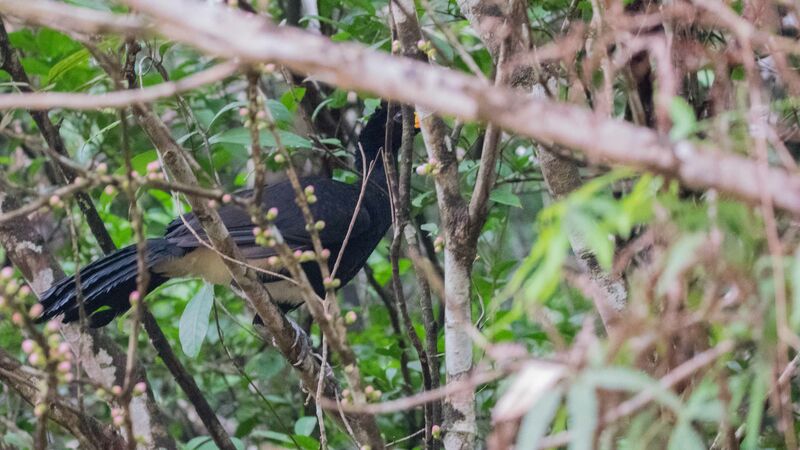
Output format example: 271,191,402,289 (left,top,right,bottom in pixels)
414,112,421,129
